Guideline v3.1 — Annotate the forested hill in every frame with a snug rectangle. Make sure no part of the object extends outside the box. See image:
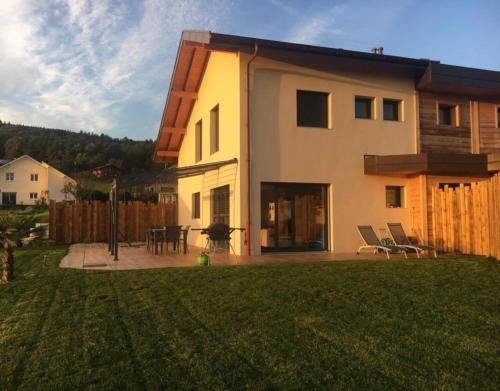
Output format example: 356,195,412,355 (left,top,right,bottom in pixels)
0,120,159,175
